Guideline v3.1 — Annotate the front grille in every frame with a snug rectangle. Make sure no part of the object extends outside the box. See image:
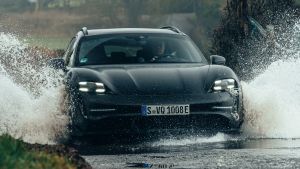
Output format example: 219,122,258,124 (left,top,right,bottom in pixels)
87,114,232,133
